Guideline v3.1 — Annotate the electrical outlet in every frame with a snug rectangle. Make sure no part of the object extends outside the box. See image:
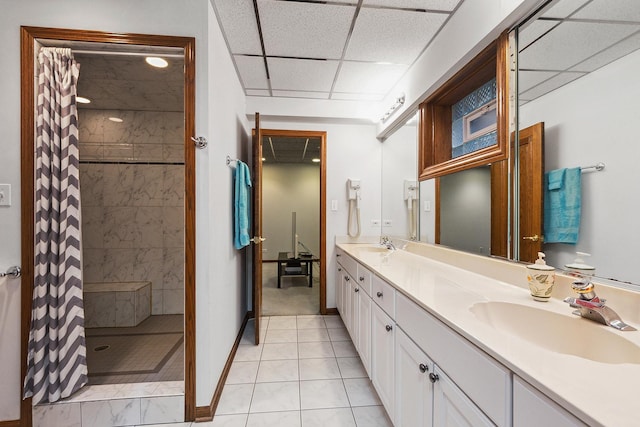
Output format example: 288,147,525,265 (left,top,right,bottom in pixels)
371,219,381,226
0,184,11,207
383,219,392,227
